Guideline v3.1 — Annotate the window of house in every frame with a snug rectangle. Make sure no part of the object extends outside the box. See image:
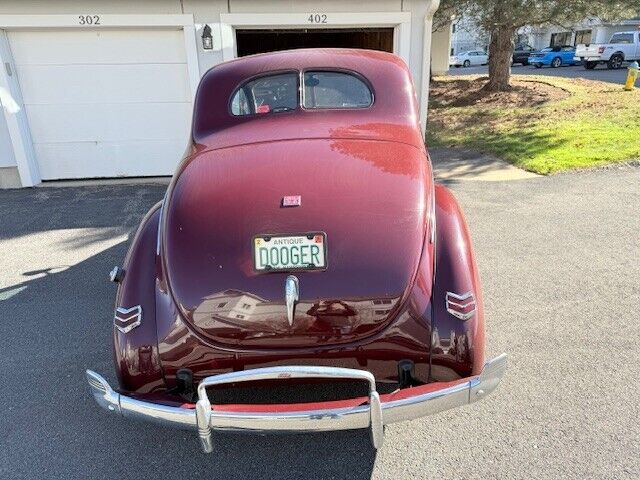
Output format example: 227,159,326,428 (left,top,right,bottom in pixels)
242,303,251,310
303,71,373,109
217,302,227,308
550,32,572,47
235,314,245,319
230,72,298,116
574,30,592,45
